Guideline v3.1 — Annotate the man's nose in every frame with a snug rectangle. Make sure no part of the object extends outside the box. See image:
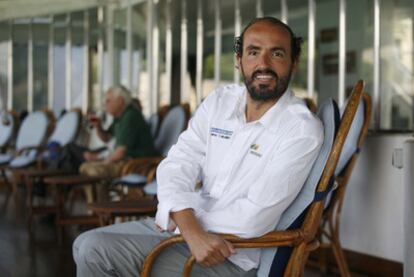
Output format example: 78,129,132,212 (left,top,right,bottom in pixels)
257,53,272,69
